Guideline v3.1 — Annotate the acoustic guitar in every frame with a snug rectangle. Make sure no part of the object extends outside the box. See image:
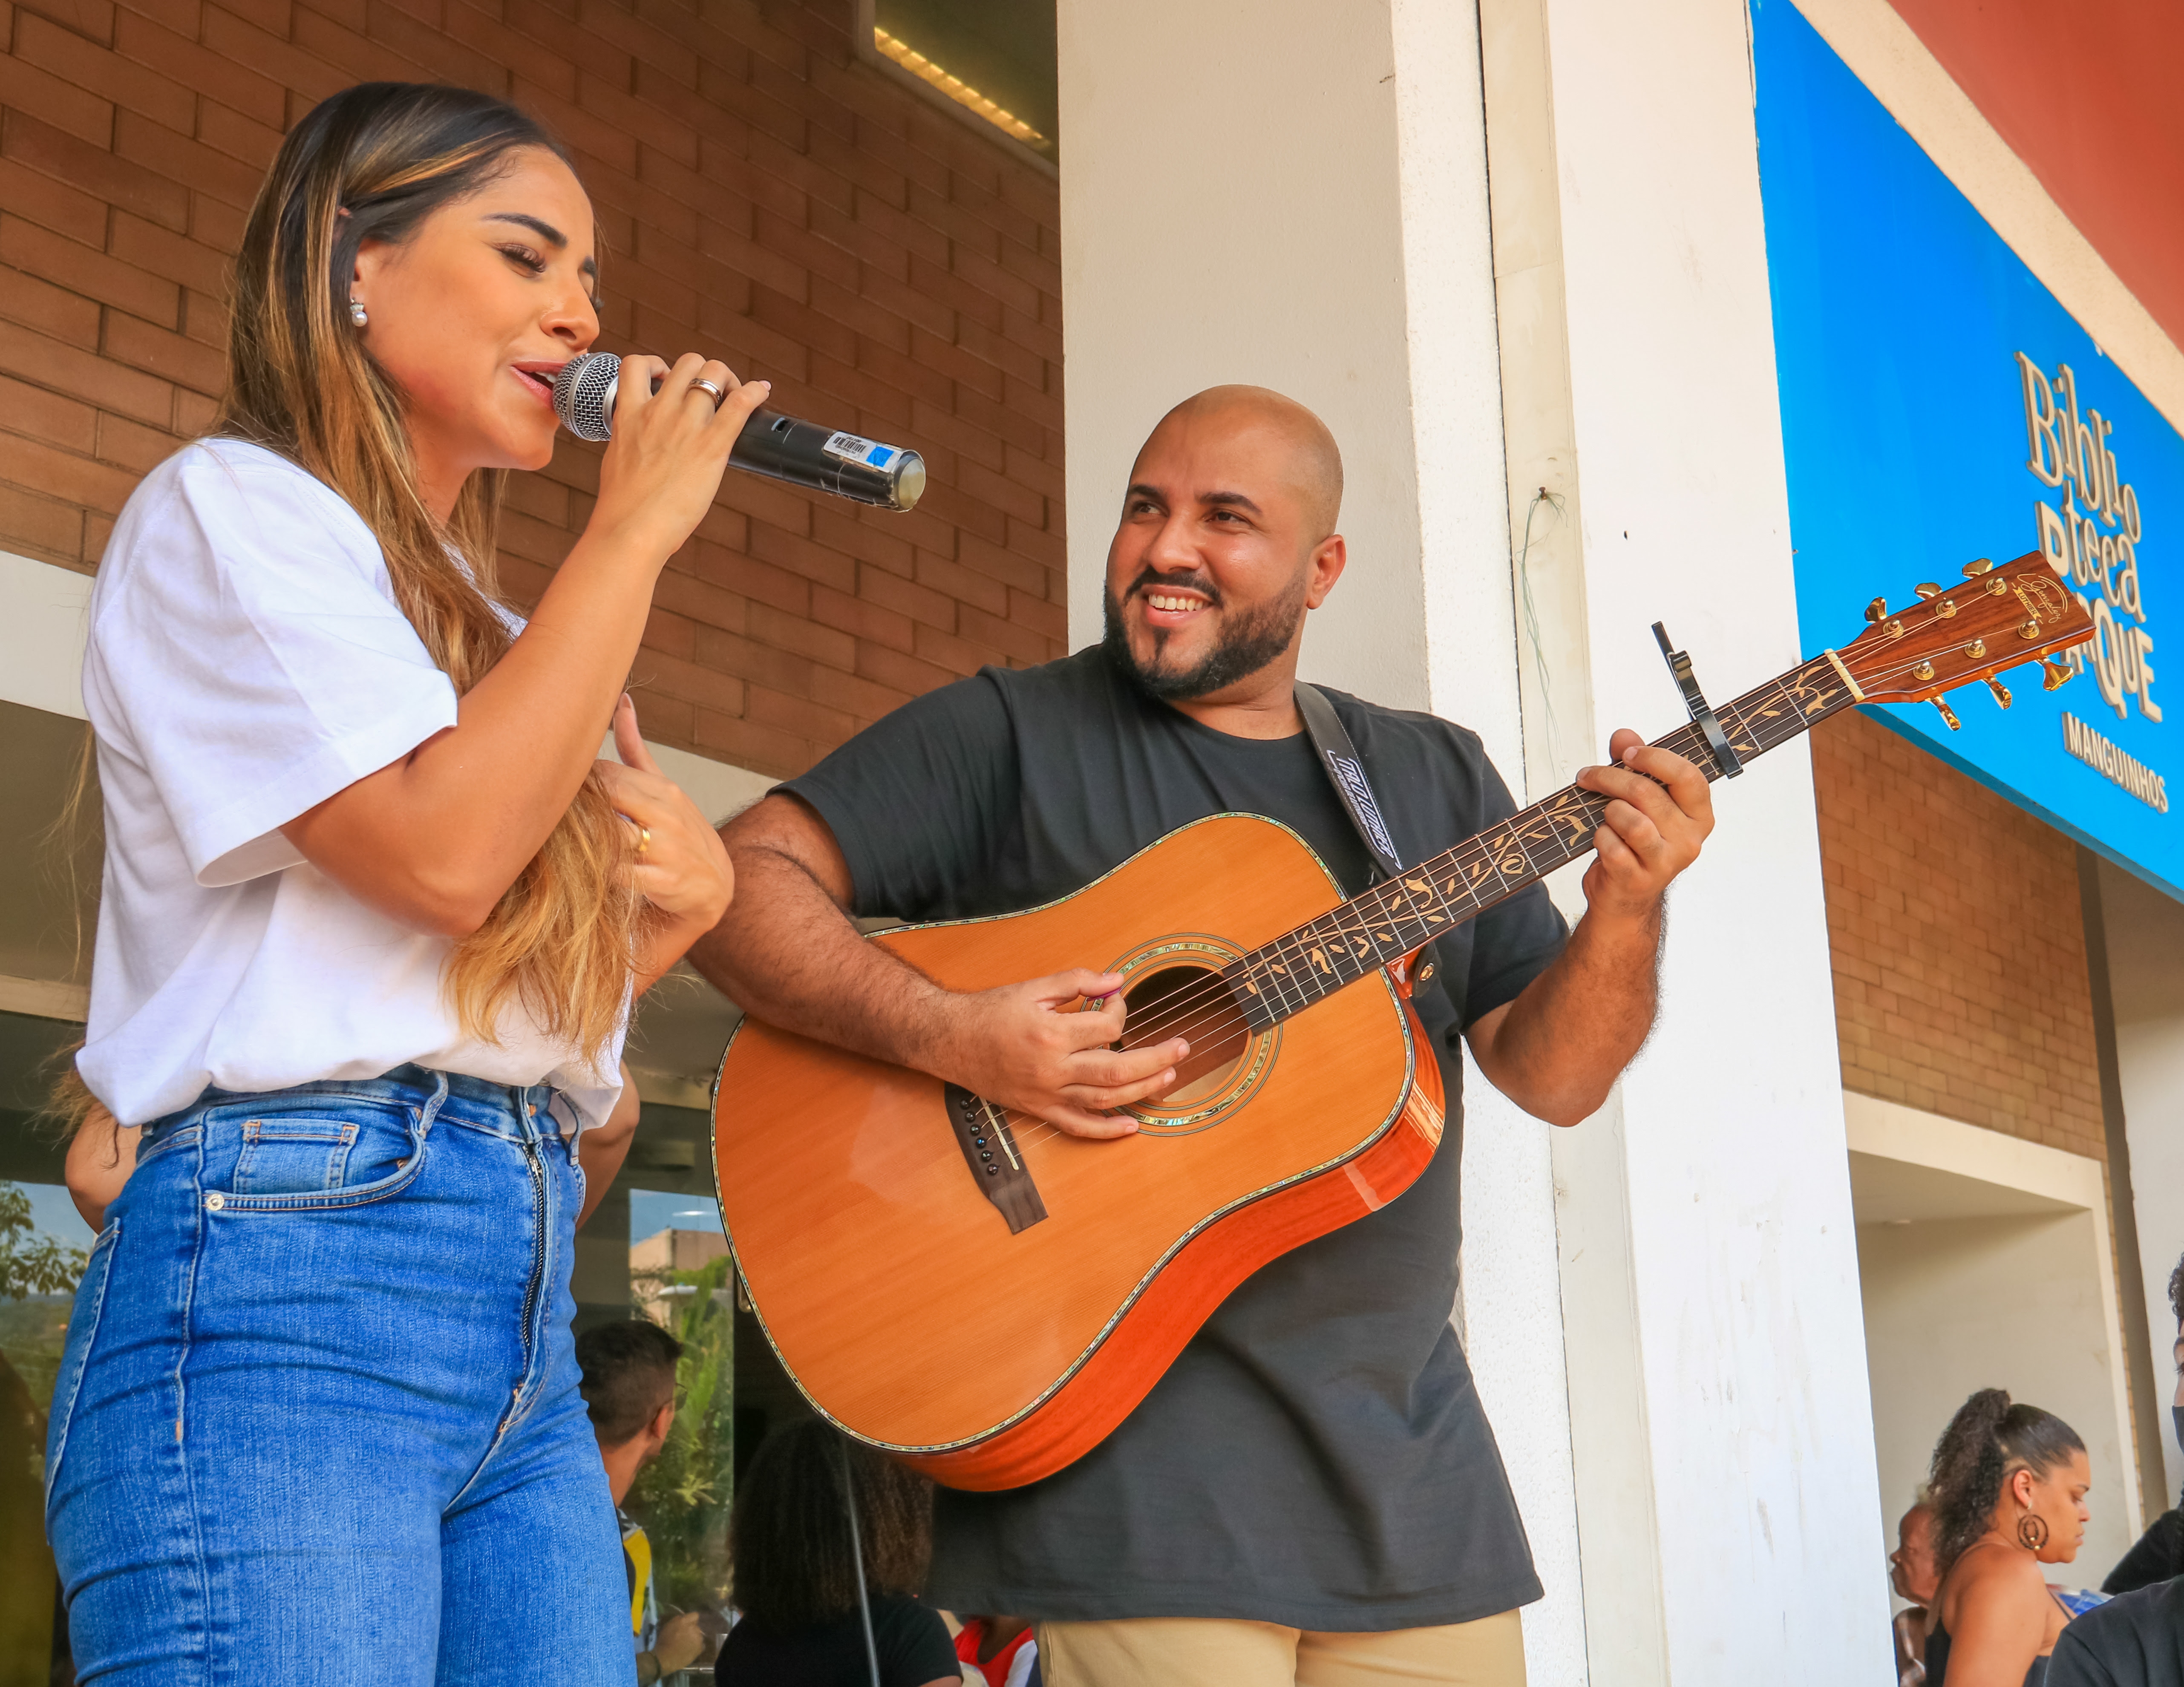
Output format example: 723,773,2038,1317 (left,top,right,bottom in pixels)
712,554,2092,1490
